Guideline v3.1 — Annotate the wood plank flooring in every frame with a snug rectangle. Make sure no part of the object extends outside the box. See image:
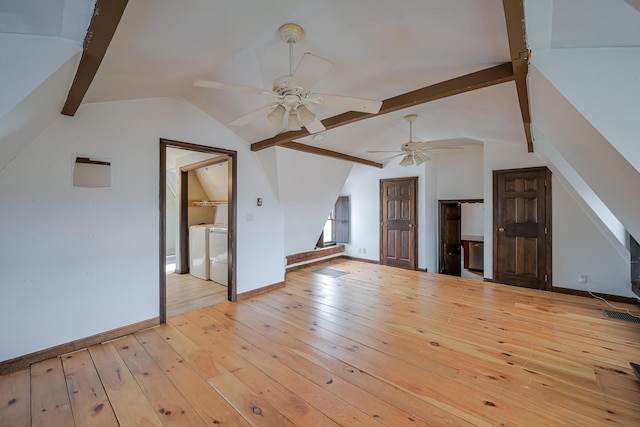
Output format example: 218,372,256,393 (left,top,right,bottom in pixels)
166,272,228,318
2,259,640,426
